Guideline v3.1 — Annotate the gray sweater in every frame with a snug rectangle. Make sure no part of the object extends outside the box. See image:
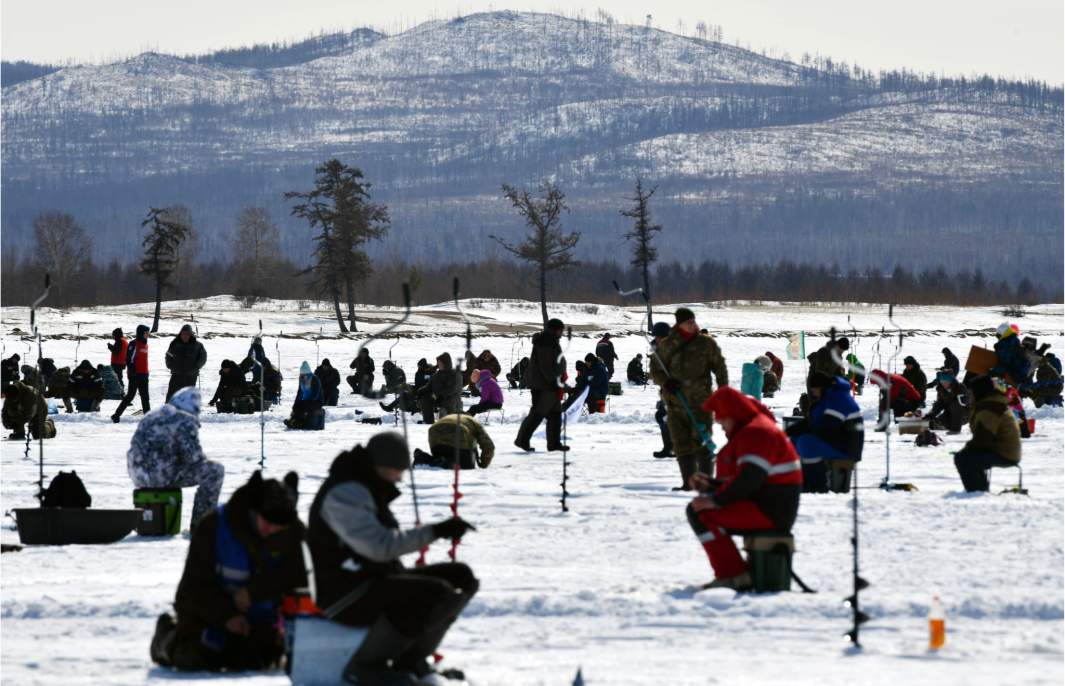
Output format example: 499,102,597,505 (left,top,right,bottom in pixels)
320,481,435,563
